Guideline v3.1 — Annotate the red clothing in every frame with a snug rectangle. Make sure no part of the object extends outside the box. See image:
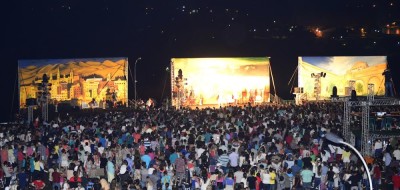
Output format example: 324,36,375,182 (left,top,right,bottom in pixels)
52,171,61,183
32,180,45,189
285,135,293,145
148,152,155,160
393,174,400,188
69,176,82,182
373,166,381,179
256,176,261,190
133,133,141,143
1,149,8,162
18,151,24,161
